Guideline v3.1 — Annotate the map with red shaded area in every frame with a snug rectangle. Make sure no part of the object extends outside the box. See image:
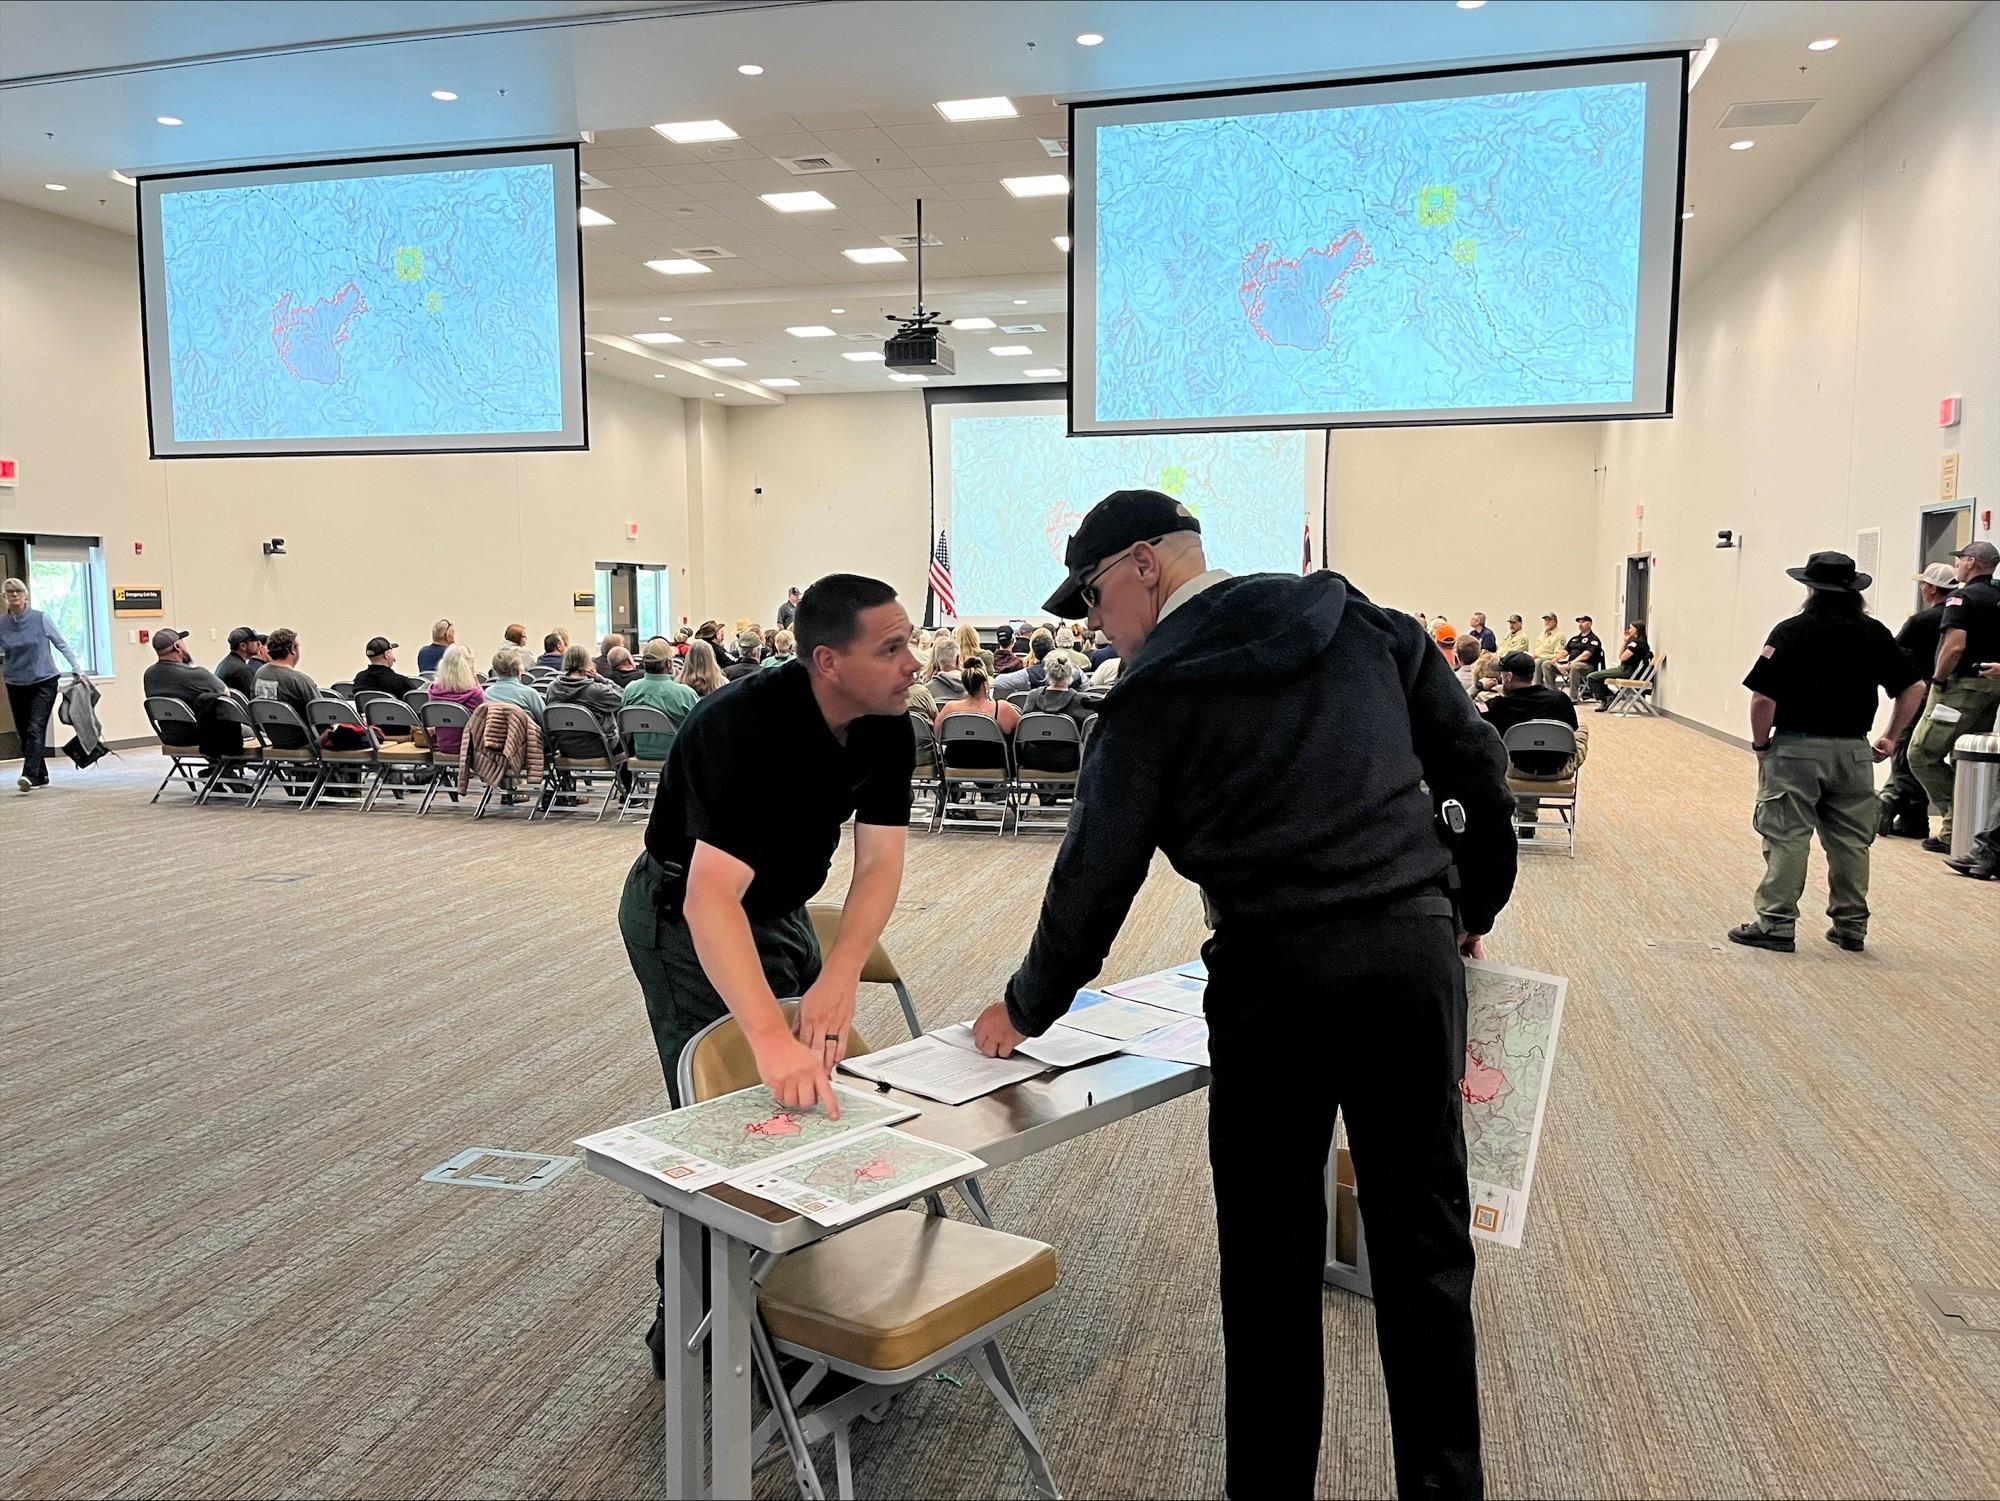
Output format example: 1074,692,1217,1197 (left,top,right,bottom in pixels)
1460,1047,1510,1107
270,283,368,385
1238,232,1373,351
